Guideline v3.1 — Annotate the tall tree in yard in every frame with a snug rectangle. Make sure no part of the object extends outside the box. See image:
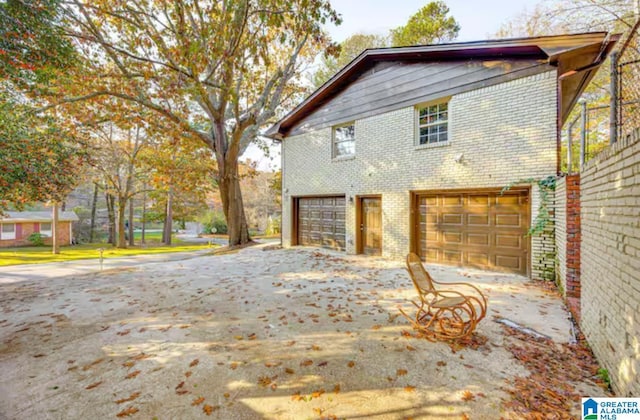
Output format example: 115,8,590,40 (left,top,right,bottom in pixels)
390,1,460,47
51,0,340,246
